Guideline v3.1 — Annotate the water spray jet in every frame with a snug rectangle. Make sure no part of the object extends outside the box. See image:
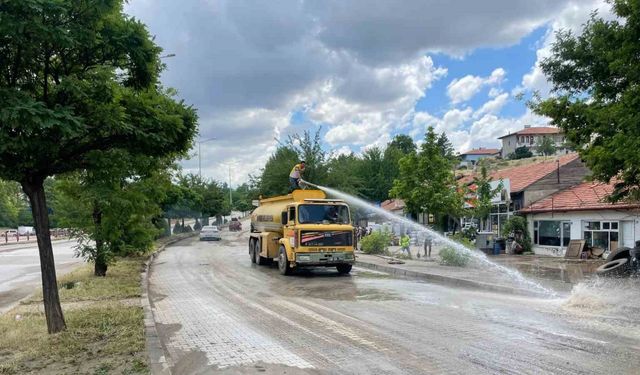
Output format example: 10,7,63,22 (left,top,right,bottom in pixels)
300,180,558,298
